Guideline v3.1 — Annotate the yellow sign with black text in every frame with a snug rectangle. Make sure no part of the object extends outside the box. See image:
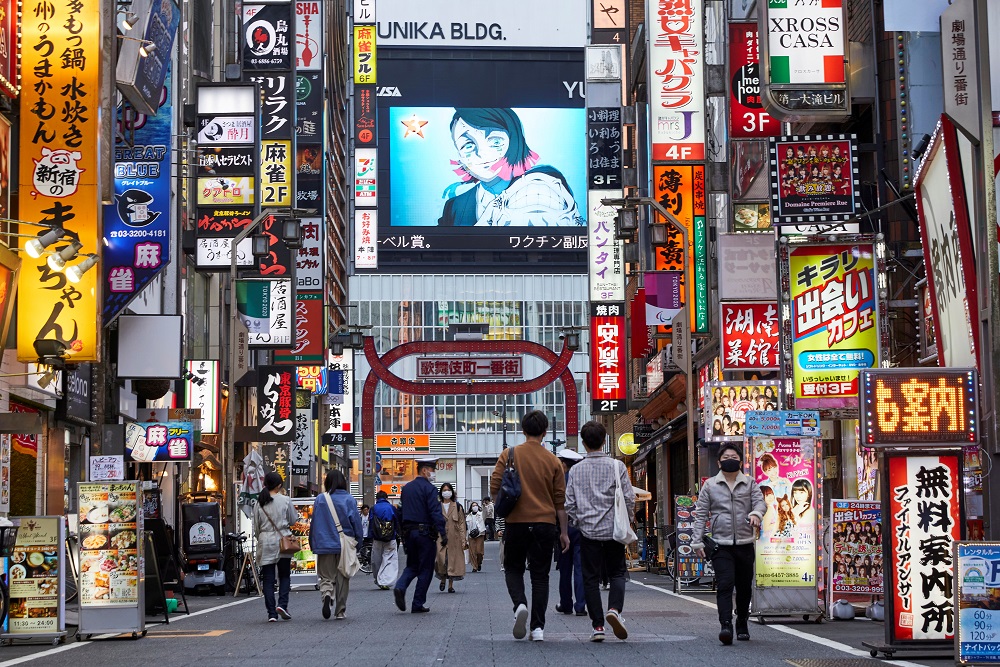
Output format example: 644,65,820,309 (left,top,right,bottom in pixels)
260,140,293,207
353,25,376,84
